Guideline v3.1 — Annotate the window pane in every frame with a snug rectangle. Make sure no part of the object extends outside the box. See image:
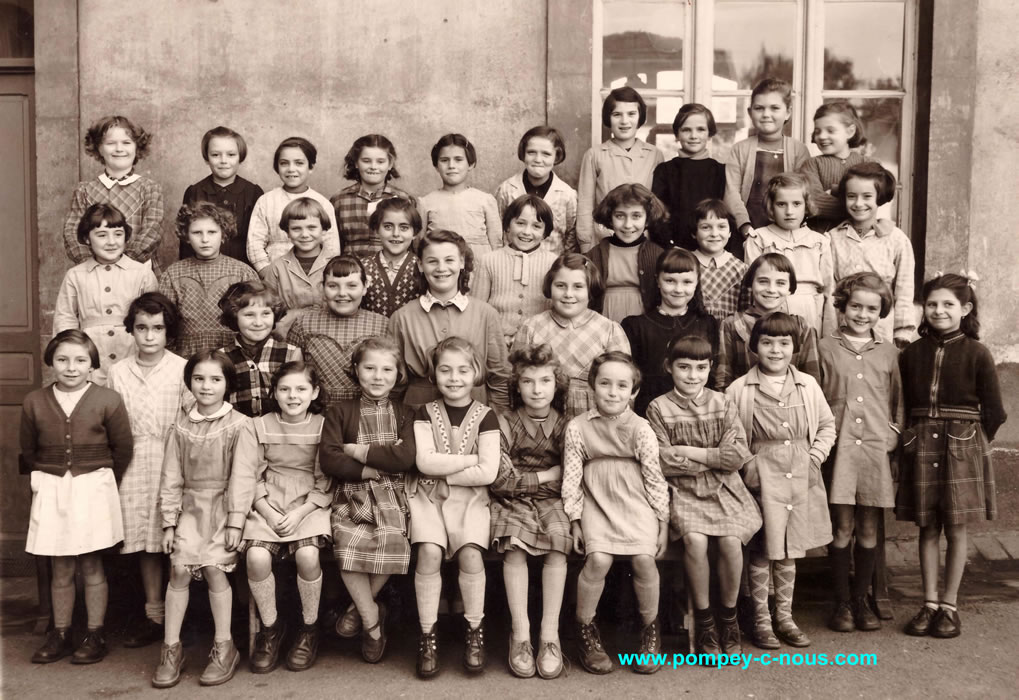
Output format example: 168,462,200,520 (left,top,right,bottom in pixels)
600,95,686,160
602,0,686,91
824,1,904,90
714,1,796,90
0,0,33,59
